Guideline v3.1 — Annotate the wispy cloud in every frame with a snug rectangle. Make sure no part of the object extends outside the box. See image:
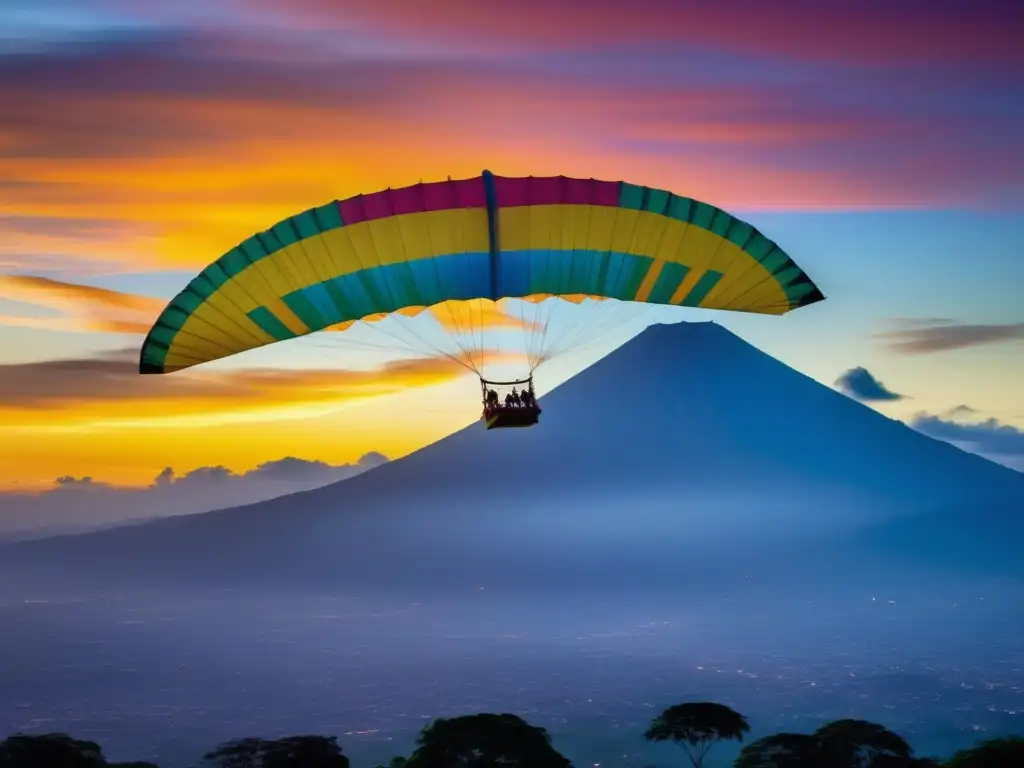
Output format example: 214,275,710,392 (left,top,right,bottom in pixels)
886,317,958,329
0,273,164,334
834,366,904,402
0,215,158,272
0,452,390,537
878,320,1024,354
0,348,472,427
